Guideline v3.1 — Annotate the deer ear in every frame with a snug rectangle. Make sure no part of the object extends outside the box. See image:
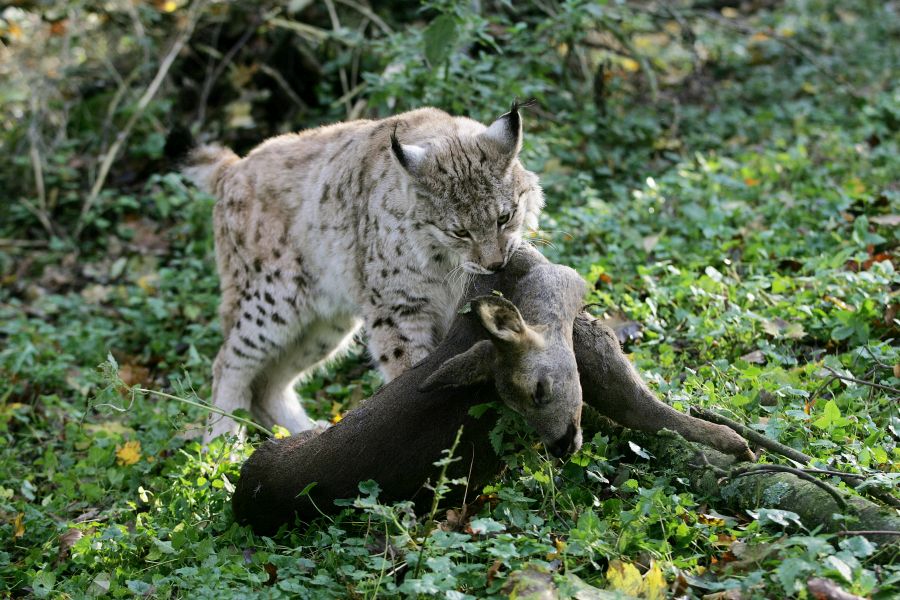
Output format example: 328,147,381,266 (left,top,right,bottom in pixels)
390,129,427,176
473,295,544,348
418,340,495,392
480,100,527,162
